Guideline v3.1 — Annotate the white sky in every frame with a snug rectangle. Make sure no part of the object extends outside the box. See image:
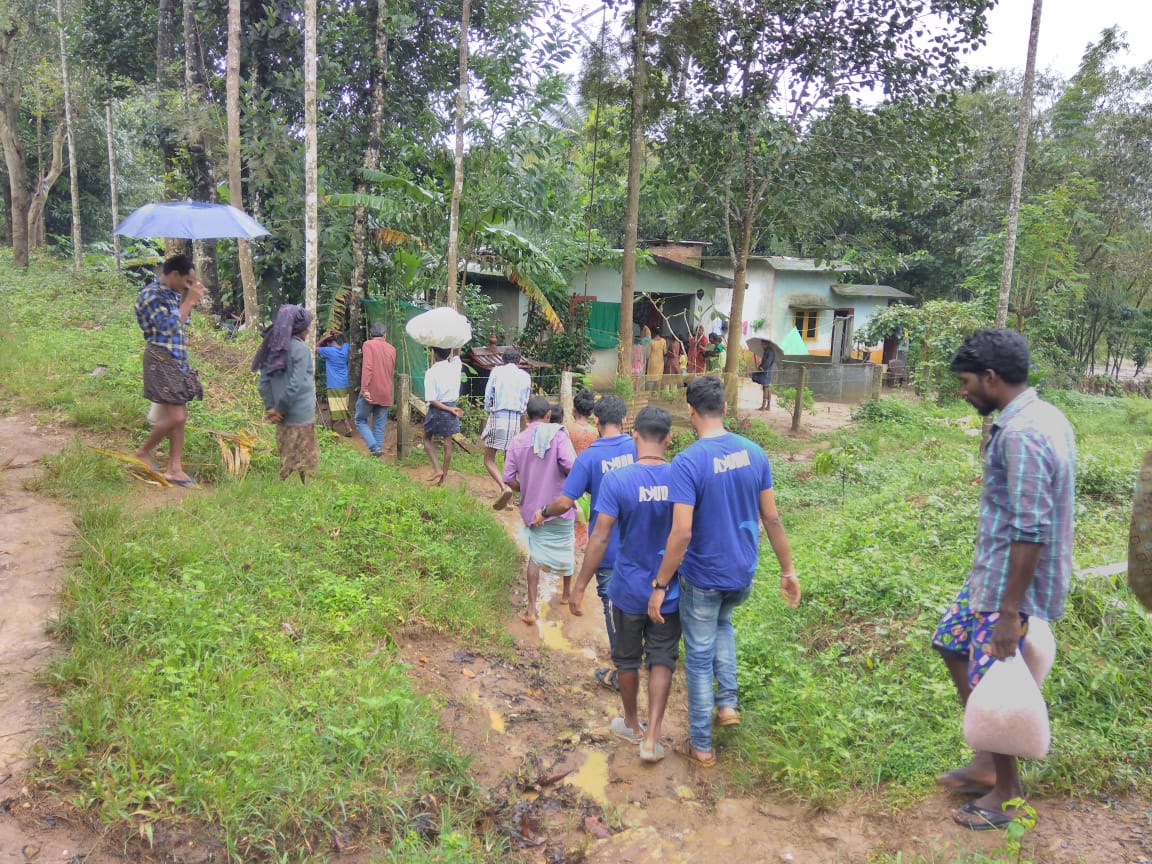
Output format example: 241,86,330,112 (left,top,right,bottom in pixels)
564,1,1152,83
962,0,1150,78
